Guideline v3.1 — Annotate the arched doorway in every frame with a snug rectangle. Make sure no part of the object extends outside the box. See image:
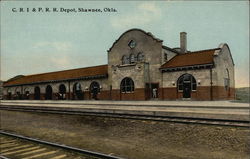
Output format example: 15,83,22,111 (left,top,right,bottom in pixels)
178,74,196,98
34,87,40,100
73,83,83,100
7,89,12,100
90,81,100,100
45,85,53,100
58,84,66,100
24,88,30,100
15,88,22,100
